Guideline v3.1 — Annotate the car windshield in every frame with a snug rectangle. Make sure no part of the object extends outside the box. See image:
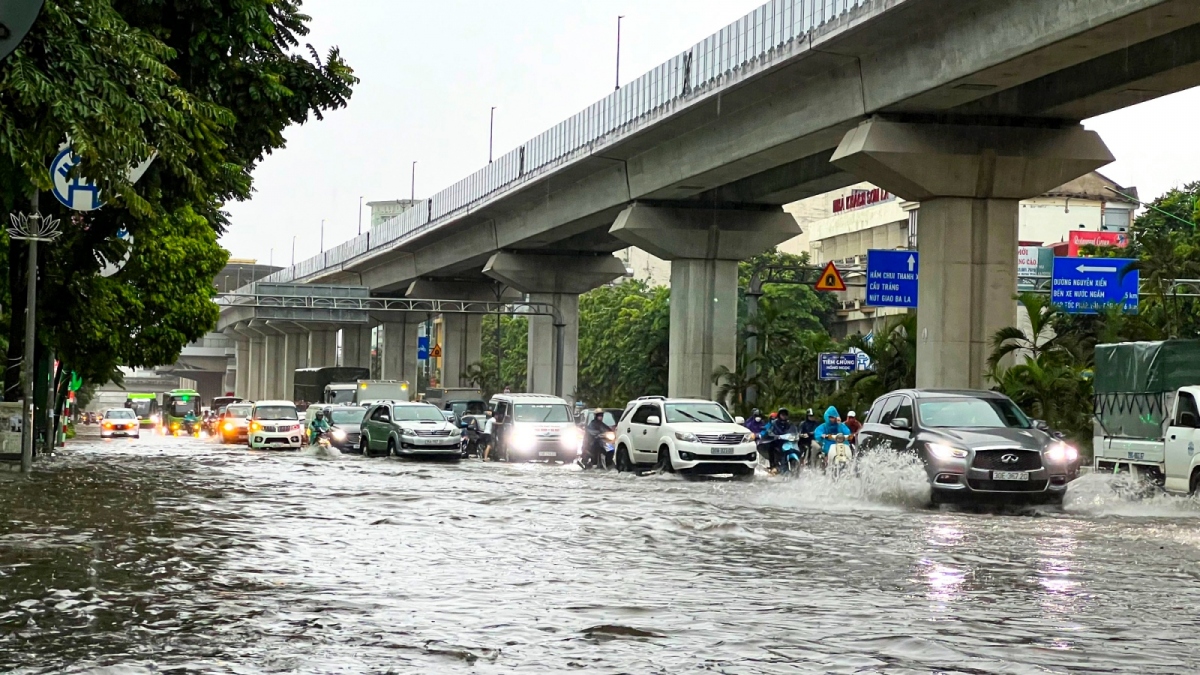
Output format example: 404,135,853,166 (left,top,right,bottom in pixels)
105,409,136,419
326,387,356,404
170,400,195,416
512,403,573,423
226,405,252,419
391,405,446,423
254,406,297,420
450,401,486,416
917,398,1031,429
127,400,152,417
665,402,733,424
329,408,366,425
